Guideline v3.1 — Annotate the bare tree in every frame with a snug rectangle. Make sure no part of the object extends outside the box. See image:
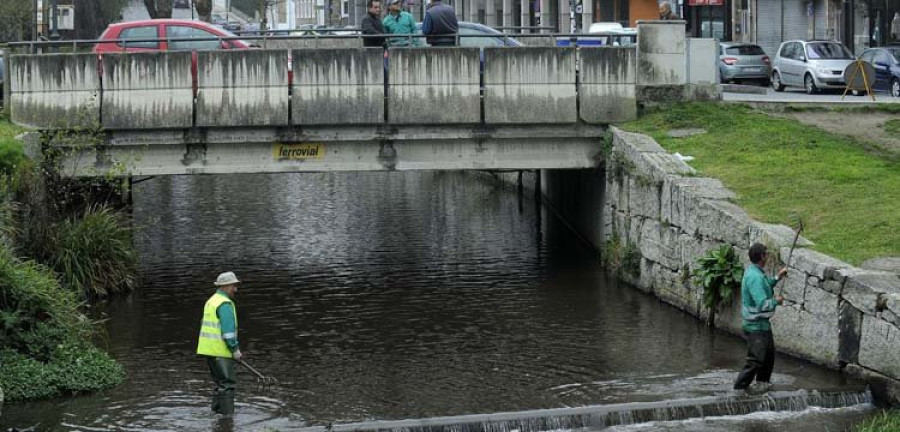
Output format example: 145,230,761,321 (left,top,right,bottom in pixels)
143,0,174,19
0,0,34,42
196,0,212,22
